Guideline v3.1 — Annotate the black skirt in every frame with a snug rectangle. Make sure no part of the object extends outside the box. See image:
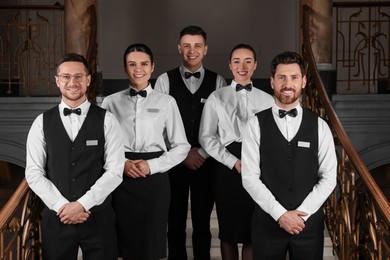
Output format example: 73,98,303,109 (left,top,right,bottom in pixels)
212,142,254,243
113,151,169,260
